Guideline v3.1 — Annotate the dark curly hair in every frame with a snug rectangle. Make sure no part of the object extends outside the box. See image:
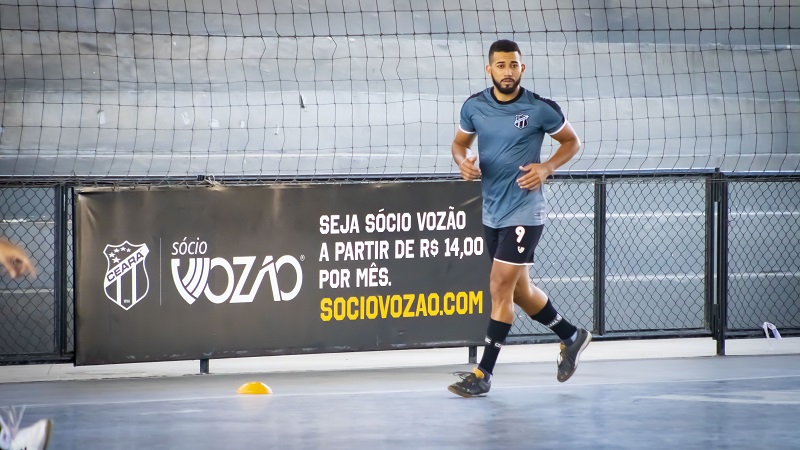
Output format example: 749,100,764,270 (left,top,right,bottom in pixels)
488,39,521,61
